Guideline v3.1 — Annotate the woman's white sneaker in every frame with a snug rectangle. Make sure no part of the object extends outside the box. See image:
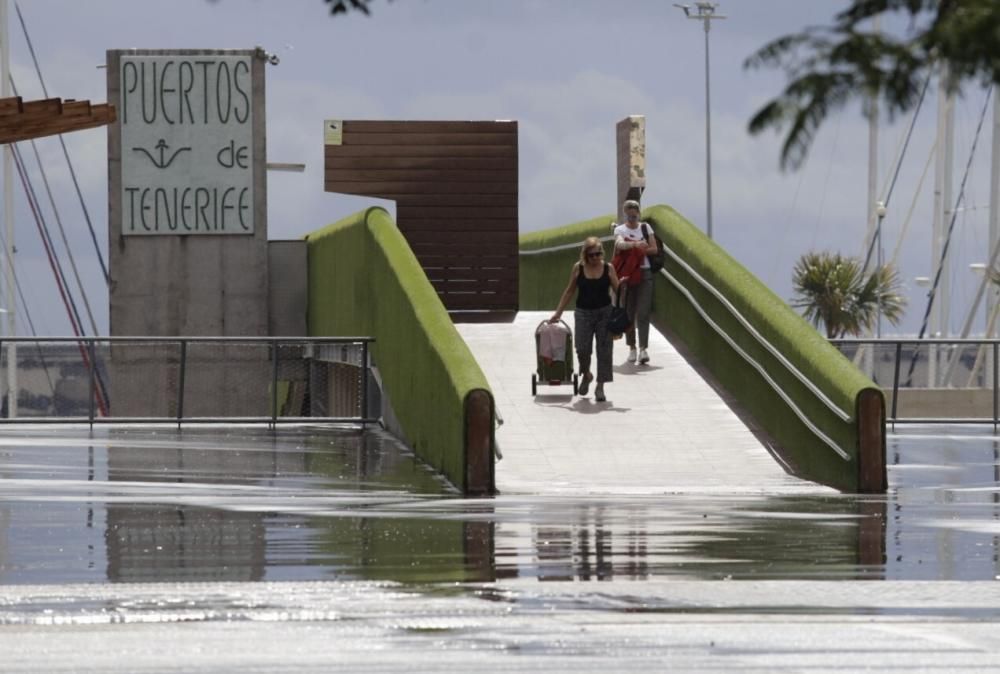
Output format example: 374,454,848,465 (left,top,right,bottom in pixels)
639,348,650,364
627,347,637,363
